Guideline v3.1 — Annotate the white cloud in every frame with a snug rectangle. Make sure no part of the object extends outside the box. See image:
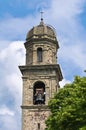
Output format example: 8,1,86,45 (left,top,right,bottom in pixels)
0,0,86,43
0,106,14,116
0,41,23,130
59,43,86,69
44,0,86,78
0,40,25,91
44,0,86,41
59,79,71,88
5,73,22,107
0,41,25,66
0,16,39,40
0,115,20,130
